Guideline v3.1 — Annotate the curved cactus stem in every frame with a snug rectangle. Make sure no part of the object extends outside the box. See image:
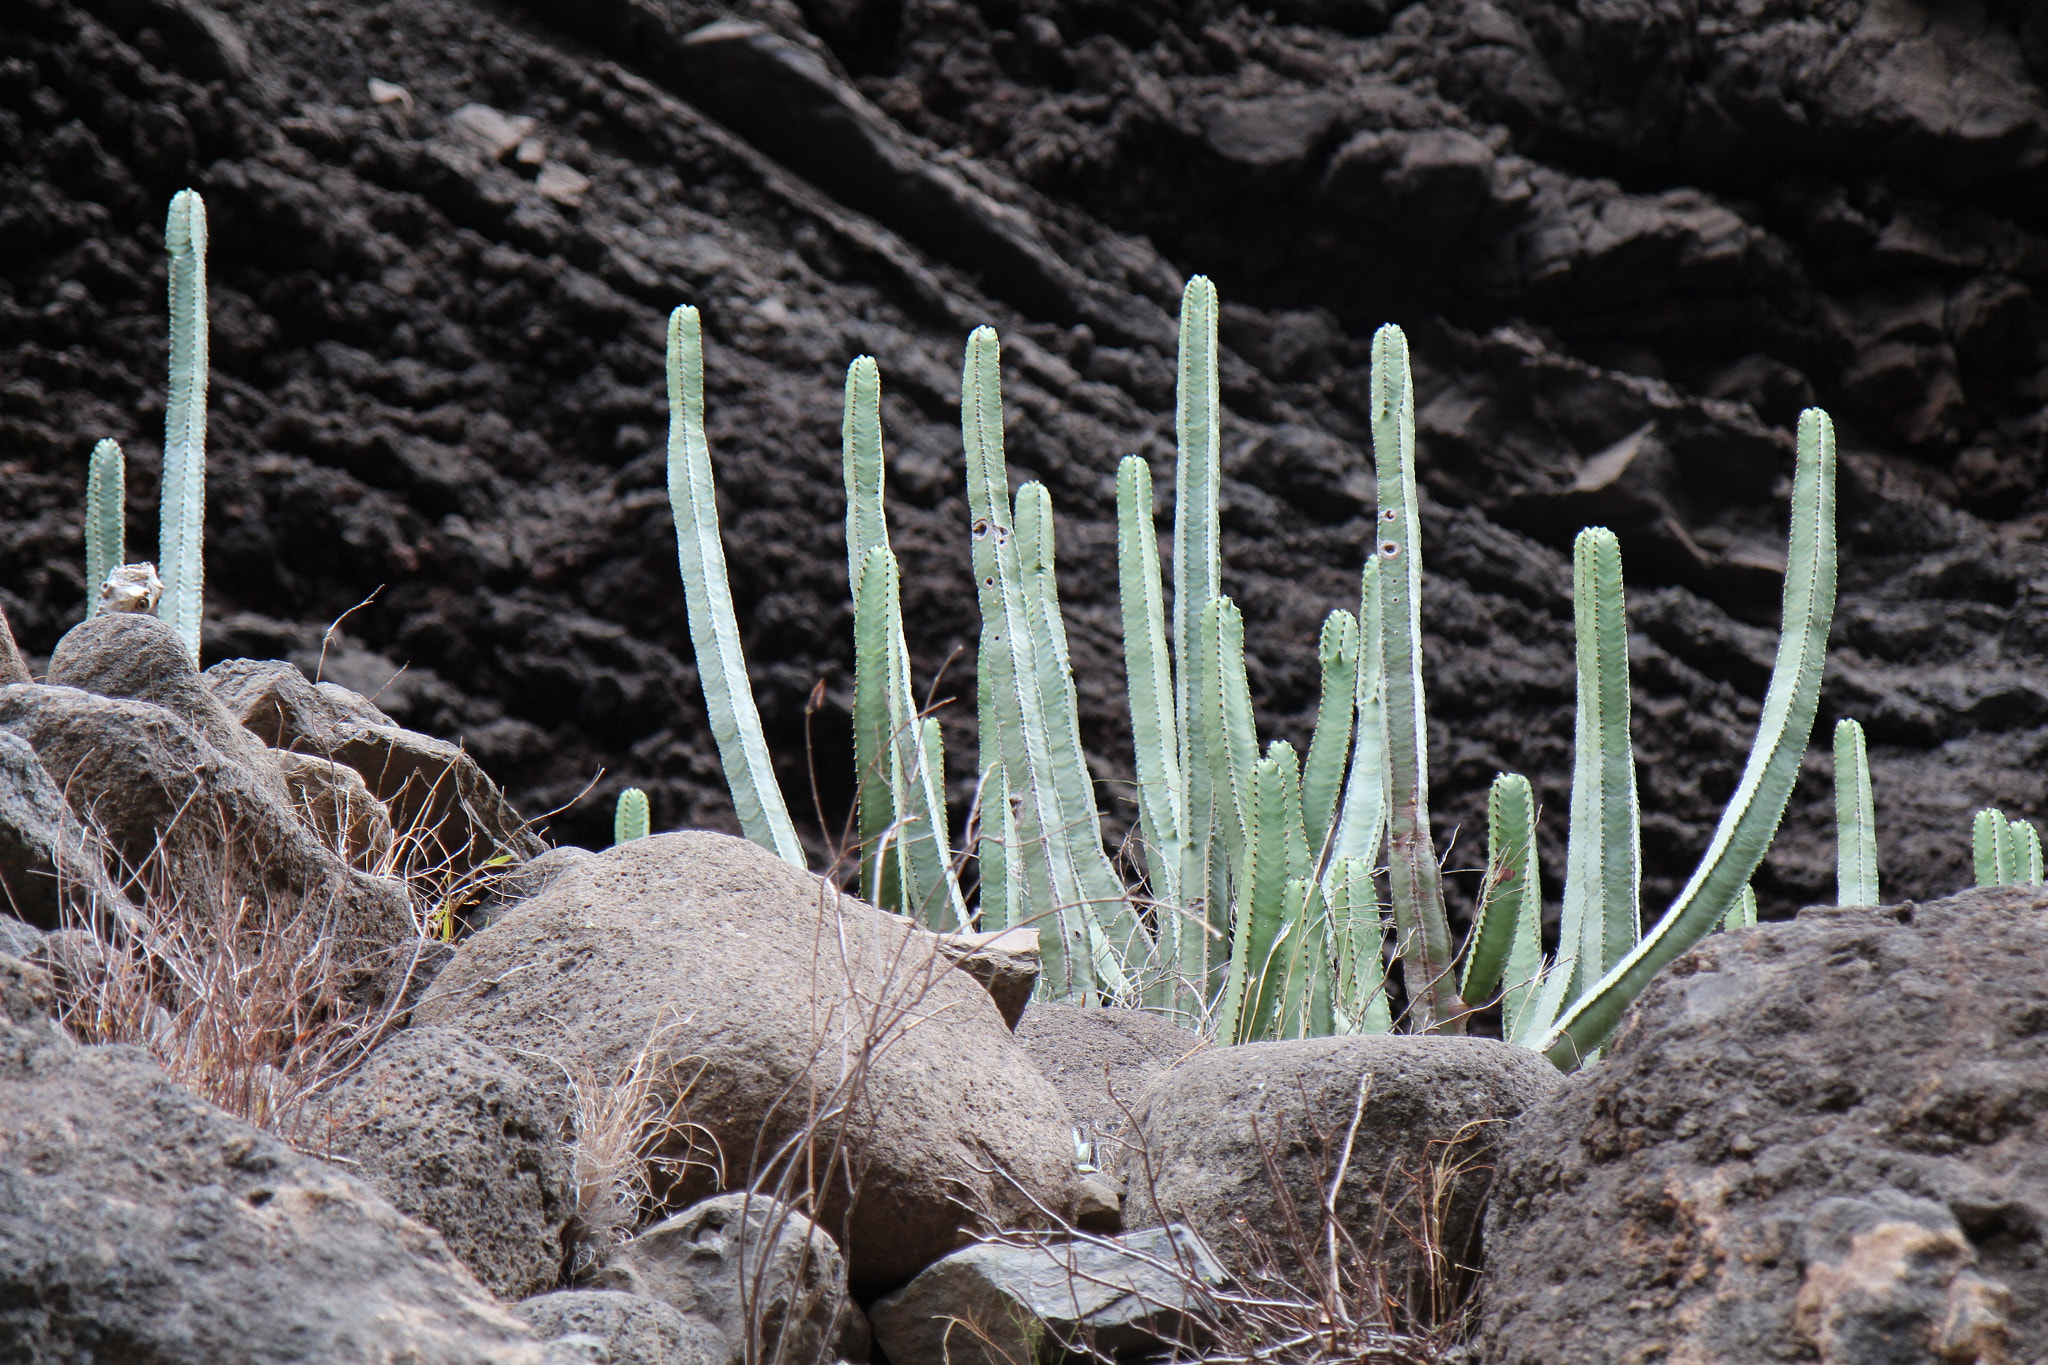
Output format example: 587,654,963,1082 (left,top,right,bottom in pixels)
85,438,125,614
2014,818,2044,884
1561,527,1641,1004
852,543,906,909
1329,855,1391,1033
160,190,208,660
614,788,651,845
1834,718,1879,906
1222,742,1308,1043
1463,772,1536,1008
1498,785,1548,1042
1329,559,1388,870
1016,481,1142,991
1370,324,1463,1033
1302,610,1360,866
1116,454,1192,1009
844,359,964,928
976,759,1015,933
1540,408,1837,1070
665,306,806,868
964,327,1136,1000
1278,876,1333,1040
